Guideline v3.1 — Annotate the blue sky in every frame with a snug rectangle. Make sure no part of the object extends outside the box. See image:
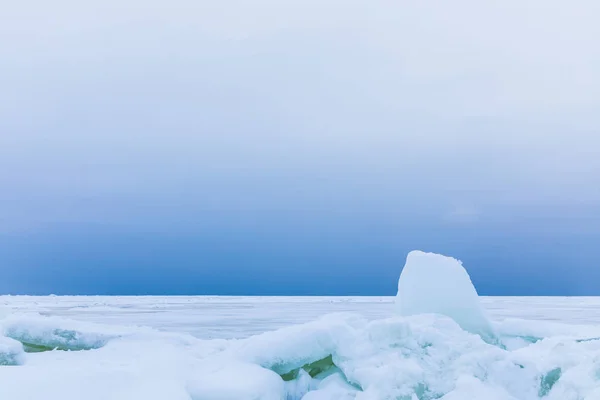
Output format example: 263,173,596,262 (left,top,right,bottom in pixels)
1,0,600,295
